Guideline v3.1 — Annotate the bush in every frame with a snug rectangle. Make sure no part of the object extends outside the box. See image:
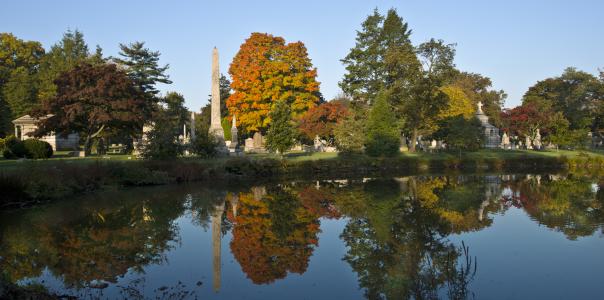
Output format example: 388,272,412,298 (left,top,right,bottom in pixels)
334,109,366,154
2,136,27,159
0,138,5,152
141,122,183,160
23,139,53,159
189,133,218,158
